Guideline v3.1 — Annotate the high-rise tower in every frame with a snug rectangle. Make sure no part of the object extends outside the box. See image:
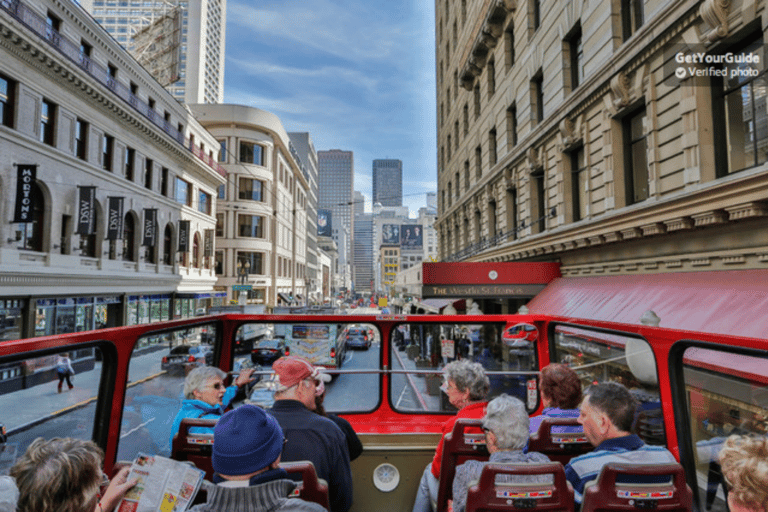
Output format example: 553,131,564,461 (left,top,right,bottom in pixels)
318,150,354,286
372,159,403,207
81,0,225,104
